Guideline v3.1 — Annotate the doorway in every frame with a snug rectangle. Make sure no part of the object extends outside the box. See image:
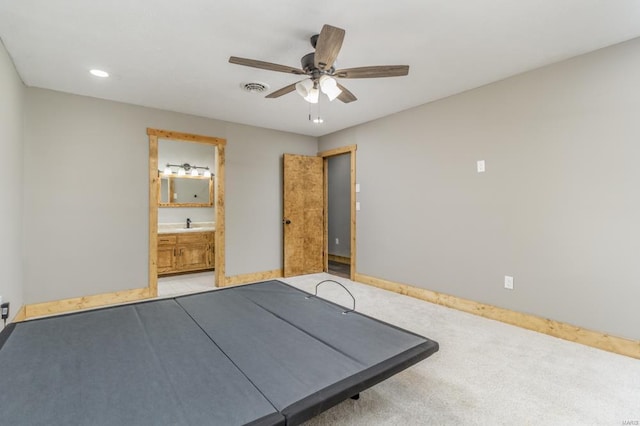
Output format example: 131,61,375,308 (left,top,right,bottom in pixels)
326,153,352,279
282,145,357,280
319,145,357,280
147,128,227,296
